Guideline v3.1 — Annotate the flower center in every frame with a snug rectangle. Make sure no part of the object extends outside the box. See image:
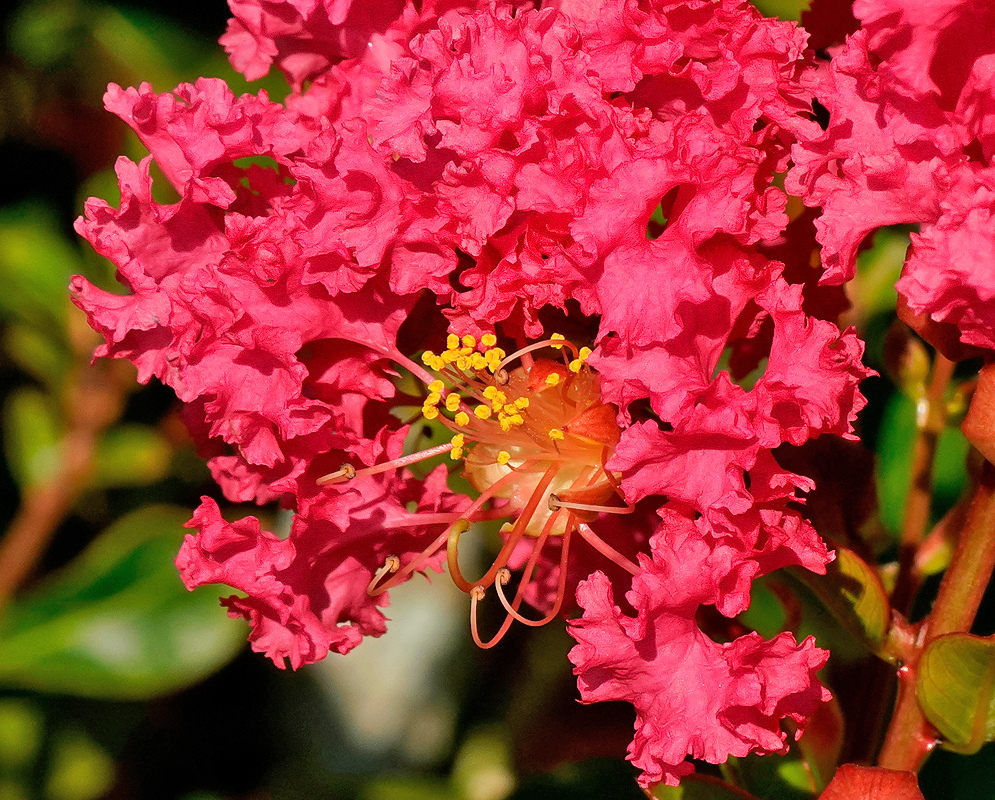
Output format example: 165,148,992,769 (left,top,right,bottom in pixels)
420,334,622,537
319,333,637,647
